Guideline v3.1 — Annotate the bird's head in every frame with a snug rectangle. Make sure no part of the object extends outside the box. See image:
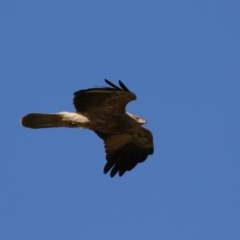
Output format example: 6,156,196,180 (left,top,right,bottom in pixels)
127,112,147,125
